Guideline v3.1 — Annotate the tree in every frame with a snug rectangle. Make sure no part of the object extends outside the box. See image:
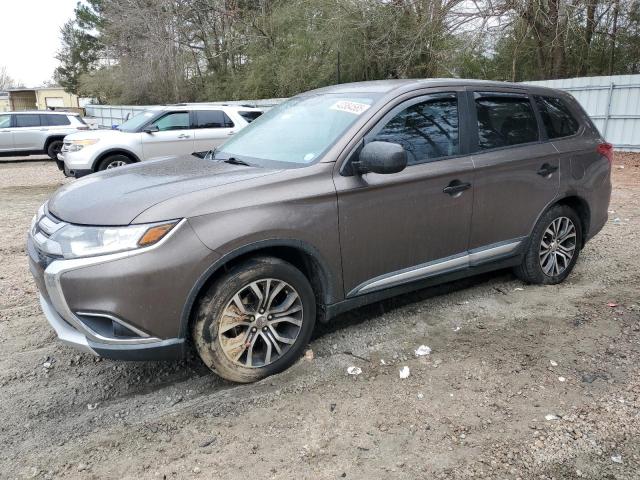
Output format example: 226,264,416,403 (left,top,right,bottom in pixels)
0,66,15,91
